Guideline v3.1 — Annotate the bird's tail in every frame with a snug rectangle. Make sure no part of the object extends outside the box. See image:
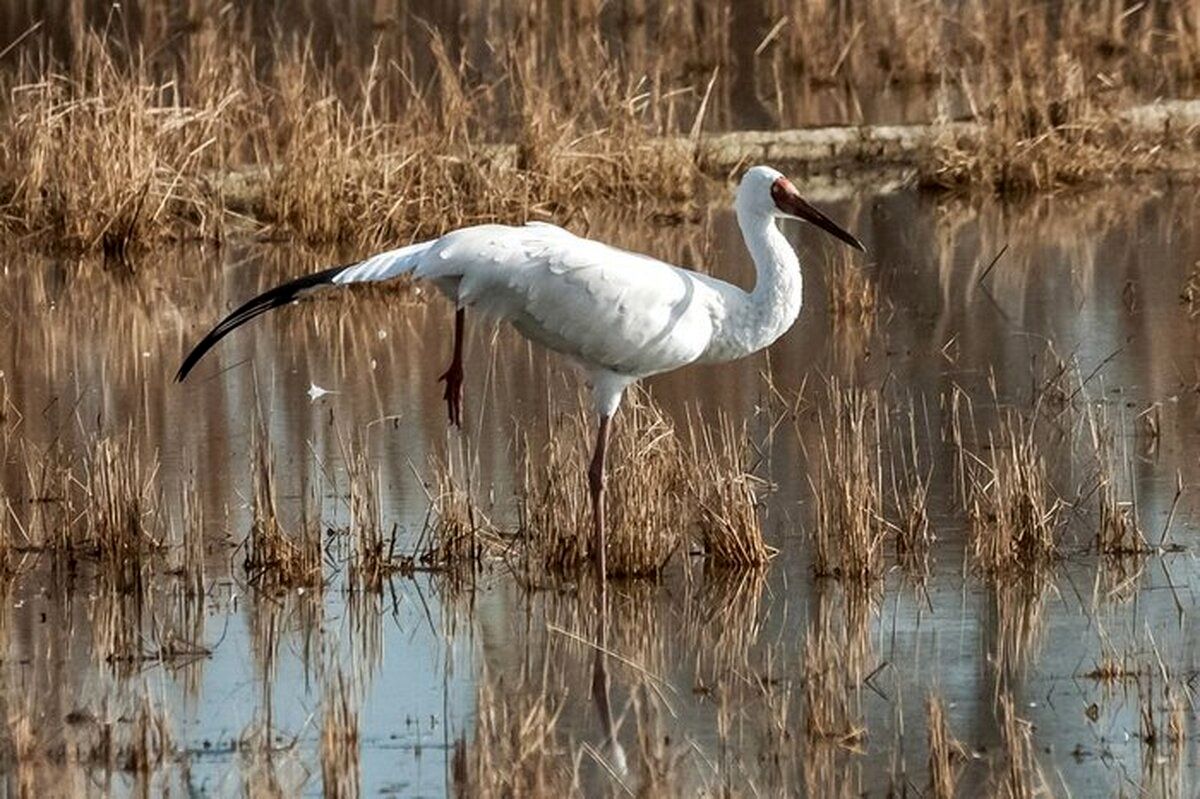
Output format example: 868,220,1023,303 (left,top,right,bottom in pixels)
175,240,434,382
